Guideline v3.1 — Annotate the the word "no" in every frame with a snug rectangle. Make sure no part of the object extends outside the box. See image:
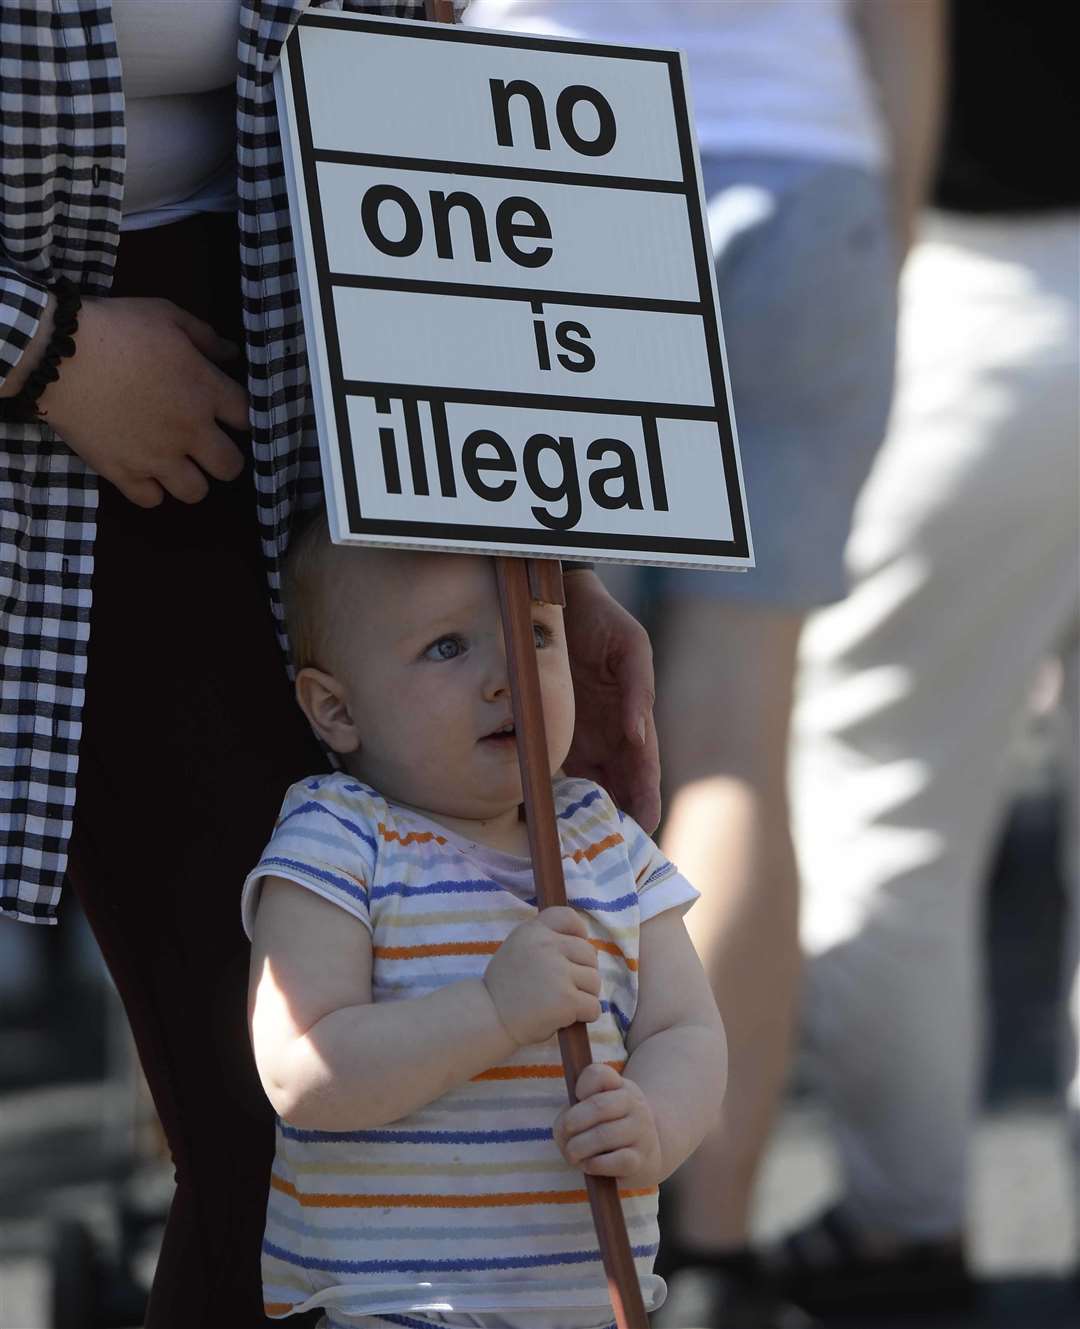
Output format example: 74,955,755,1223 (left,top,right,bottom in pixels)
489,78,617,157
